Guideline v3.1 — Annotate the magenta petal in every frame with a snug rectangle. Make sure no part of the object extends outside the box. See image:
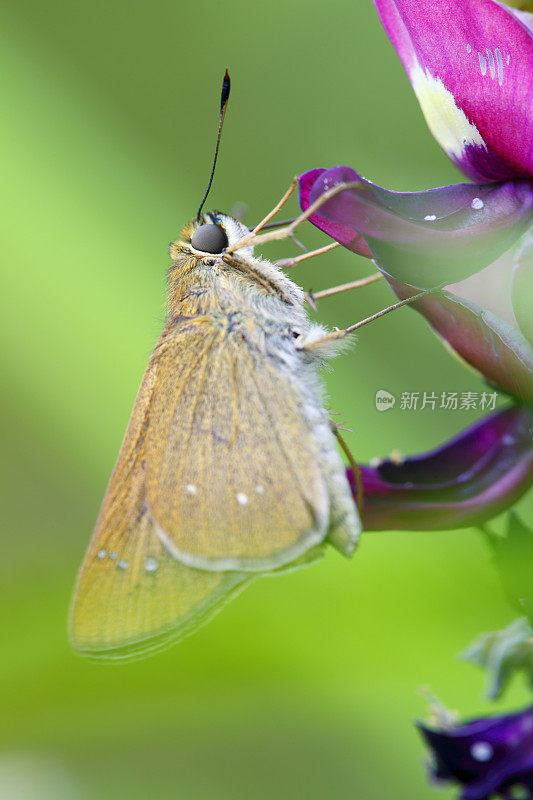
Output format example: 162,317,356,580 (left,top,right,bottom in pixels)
512,8,533,37
299,166,533,288
373,0,533,180
349,406,533,531
512,233,533,345
387,273,533,401
298,169,373,258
